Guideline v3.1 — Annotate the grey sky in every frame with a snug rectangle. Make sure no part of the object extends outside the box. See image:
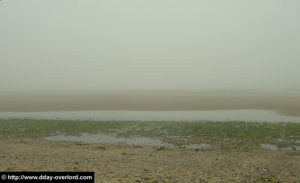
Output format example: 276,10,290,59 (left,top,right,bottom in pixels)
1,0,299,92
